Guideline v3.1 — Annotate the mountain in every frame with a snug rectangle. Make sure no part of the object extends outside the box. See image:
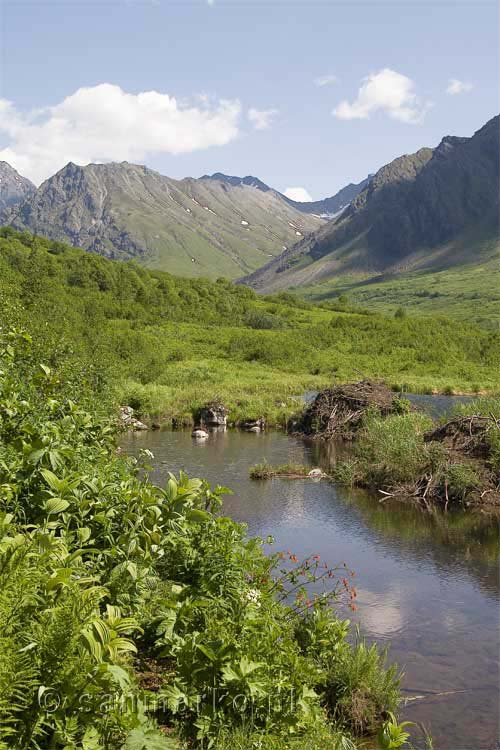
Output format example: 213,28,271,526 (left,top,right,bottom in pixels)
7,162,324,279
240,116,500,293
0,162,35,217
281,178,370,218
202,172,369,218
